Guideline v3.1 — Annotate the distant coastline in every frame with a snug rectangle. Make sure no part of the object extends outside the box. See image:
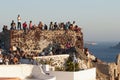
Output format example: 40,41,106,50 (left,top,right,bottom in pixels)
85,41,97,46
110,42,120,49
